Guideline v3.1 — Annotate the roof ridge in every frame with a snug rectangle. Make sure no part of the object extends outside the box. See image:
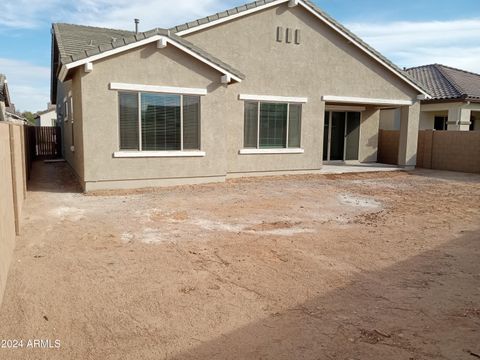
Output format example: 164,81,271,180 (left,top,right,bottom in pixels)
54,22,134,34
169,0,429,96
435,63,480,77
434,64,466,98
